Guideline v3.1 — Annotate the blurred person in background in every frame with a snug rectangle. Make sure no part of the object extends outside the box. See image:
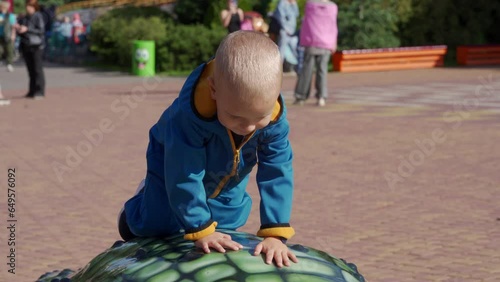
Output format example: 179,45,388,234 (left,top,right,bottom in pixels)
59,16,72,49
72,12,84,45
220,0,244,33
39,4,55,58
271,0,299,74
16,0,45,99
15,13,25,58
294,0,338,107
0,0,16,72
